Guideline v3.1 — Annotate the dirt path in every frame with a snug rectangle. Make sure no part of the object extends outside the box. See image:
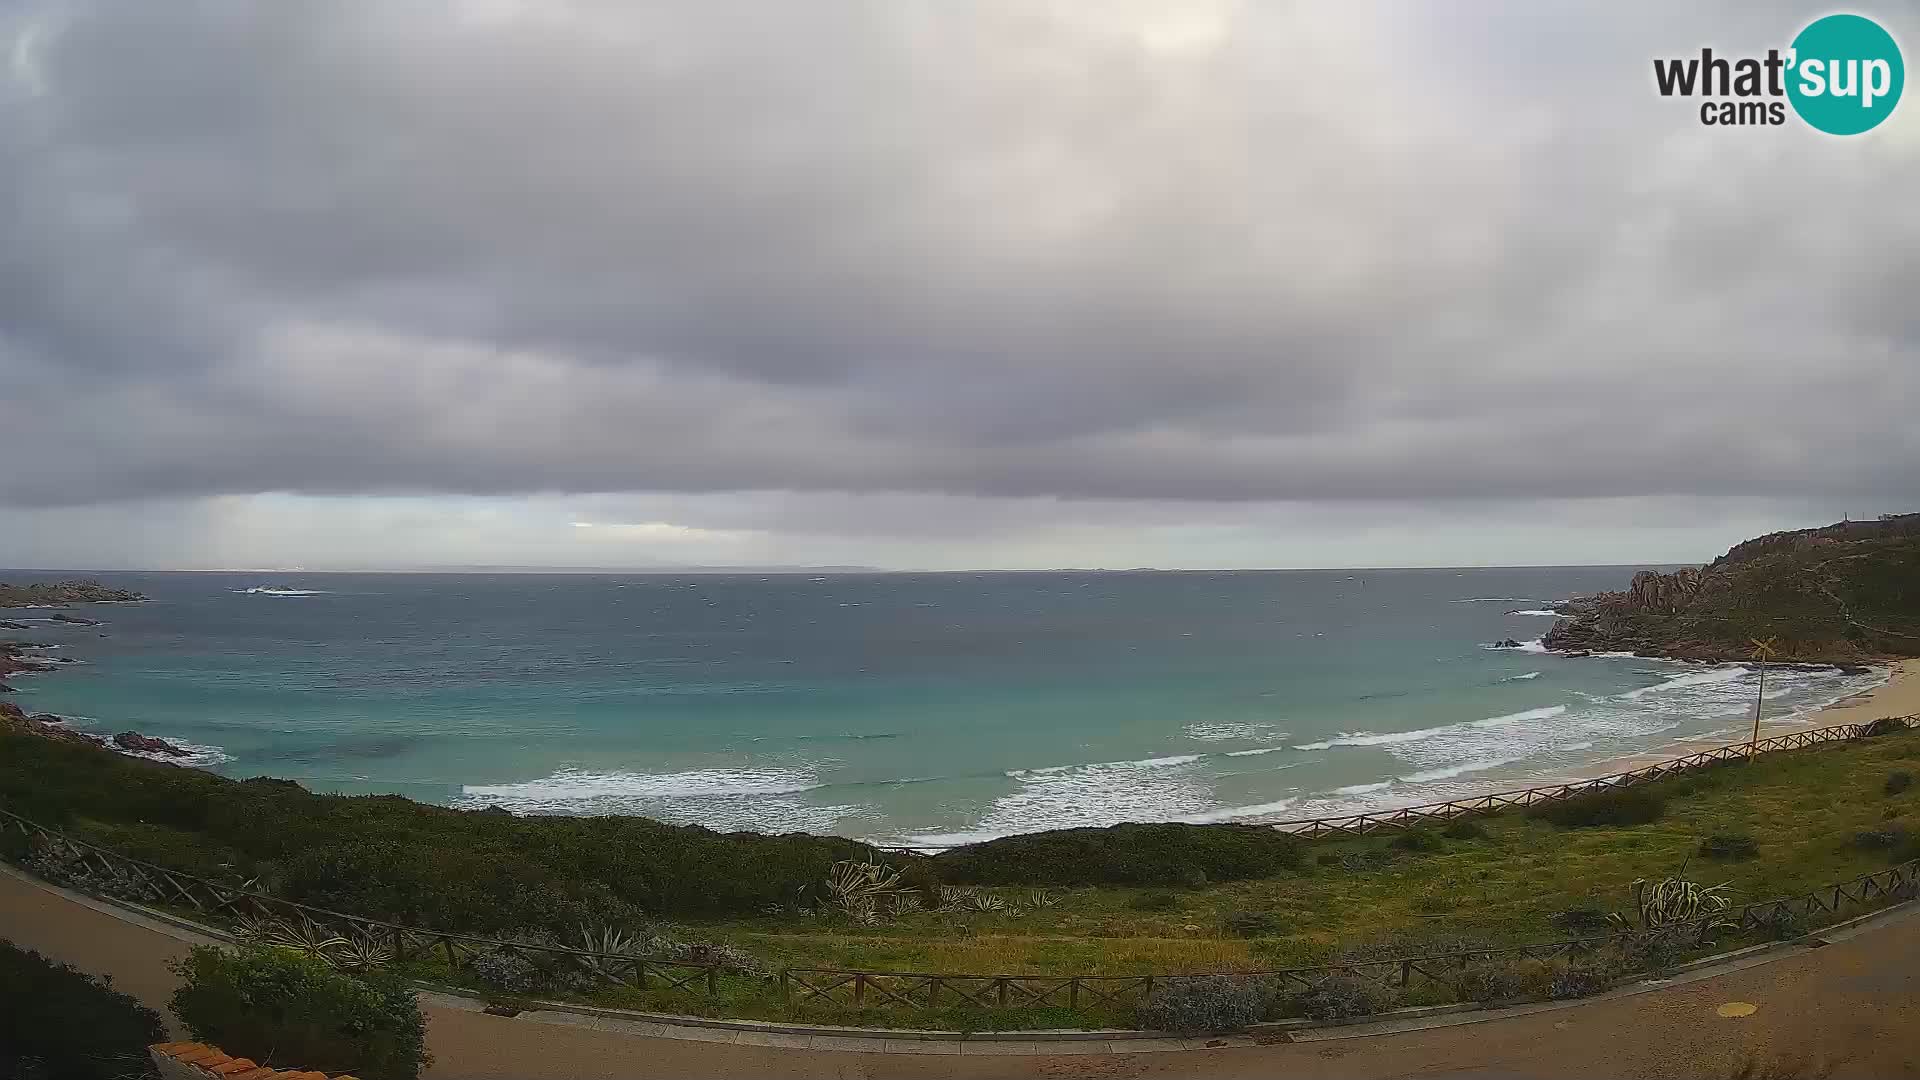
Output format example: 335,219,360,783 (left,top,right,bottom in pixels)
3,866,1915,1079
